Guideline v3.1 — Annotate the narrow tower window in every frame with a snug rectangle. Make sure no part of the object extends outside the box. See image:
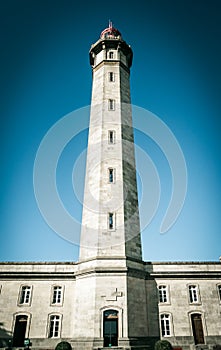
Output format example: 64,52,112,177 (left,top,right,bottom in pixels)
108,99,115,110
108,213,114,230
108,130,115,144
109,72,114,82
108,168,115,183
109,51,114,59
